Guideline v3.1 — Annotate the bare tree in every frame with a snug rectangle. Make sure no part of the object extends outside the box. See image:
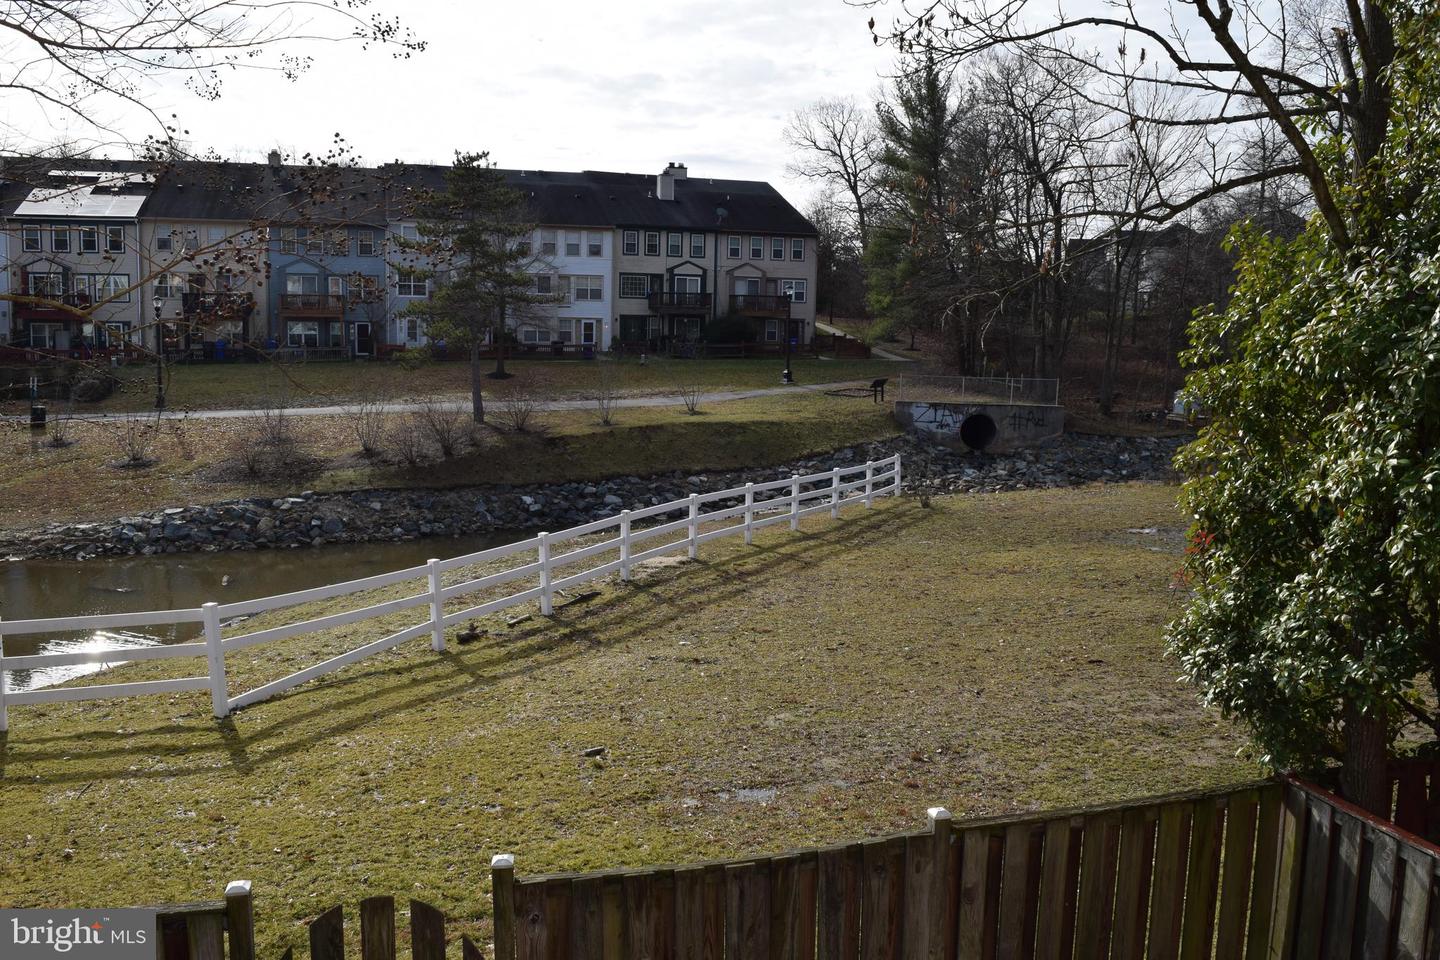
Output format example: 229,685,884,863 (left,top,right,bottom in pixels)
785,97,881,246
0,1,422,150
864,0,1398,254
